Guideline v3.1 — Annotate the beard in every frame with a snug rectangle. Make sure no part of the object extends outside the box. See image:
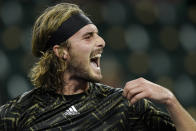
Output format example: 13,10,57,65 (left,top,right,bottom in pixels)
66,52,102,83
